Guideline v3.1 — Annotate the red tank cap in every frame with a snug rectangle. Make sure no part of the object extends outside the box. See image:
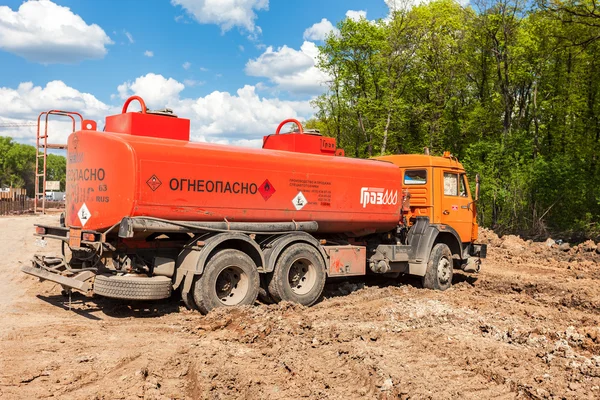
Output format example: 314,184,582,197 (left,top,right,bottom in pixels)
262,118,344,156
104,96,190,141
